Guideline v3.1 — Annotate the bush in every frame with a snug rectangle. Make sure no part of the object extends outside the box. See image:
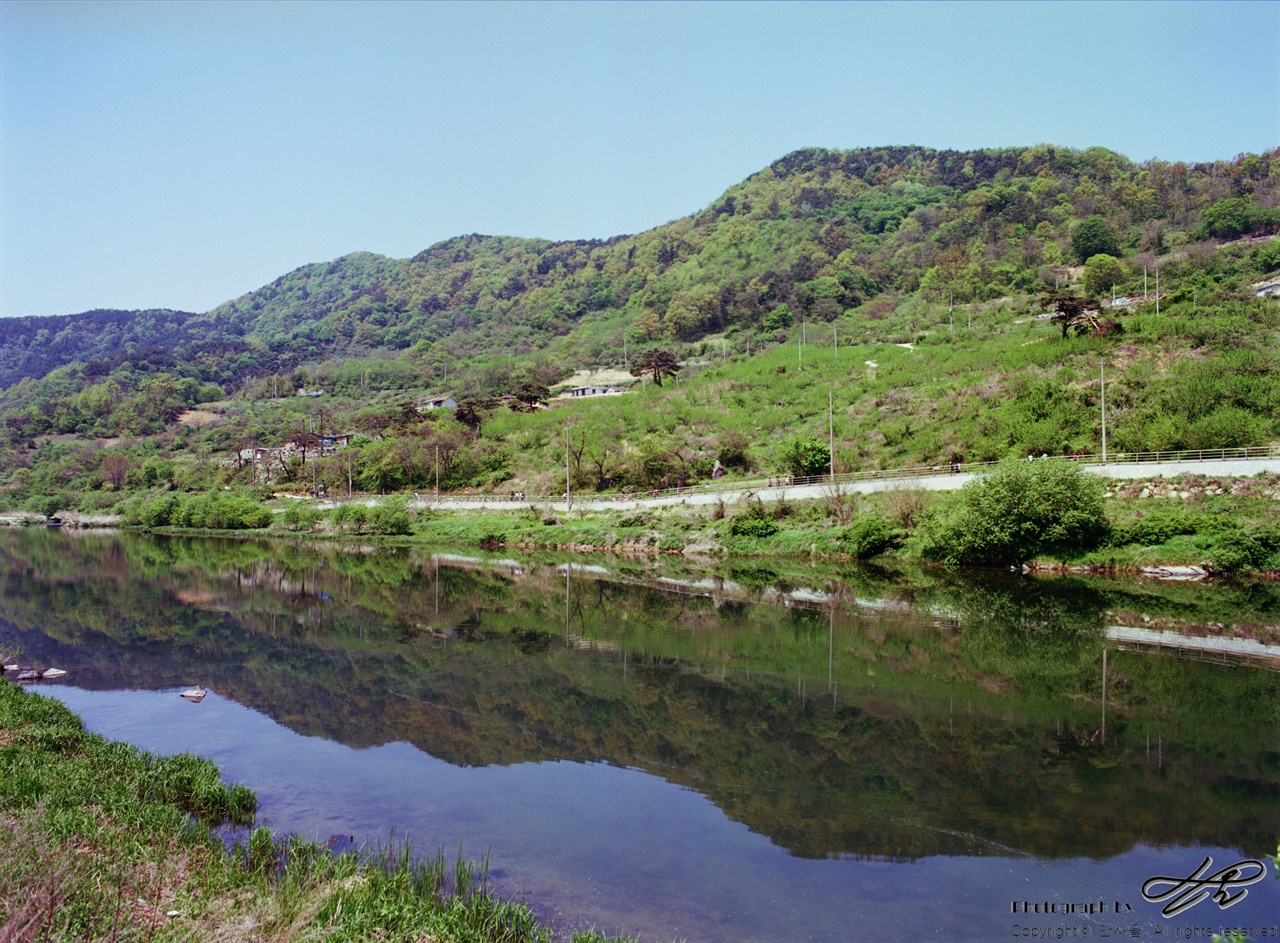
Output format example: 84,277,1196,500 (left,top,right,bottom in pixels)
138,493,180,528
278,502,323,533
780,436,829,478
173,494,212,528
204,495,270,530
924,460,1109,566
332,503,369,533
1109,511,1202,547
369,506,412,536
841,516,898,558
728,516,779,538
1206,526,1280,573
